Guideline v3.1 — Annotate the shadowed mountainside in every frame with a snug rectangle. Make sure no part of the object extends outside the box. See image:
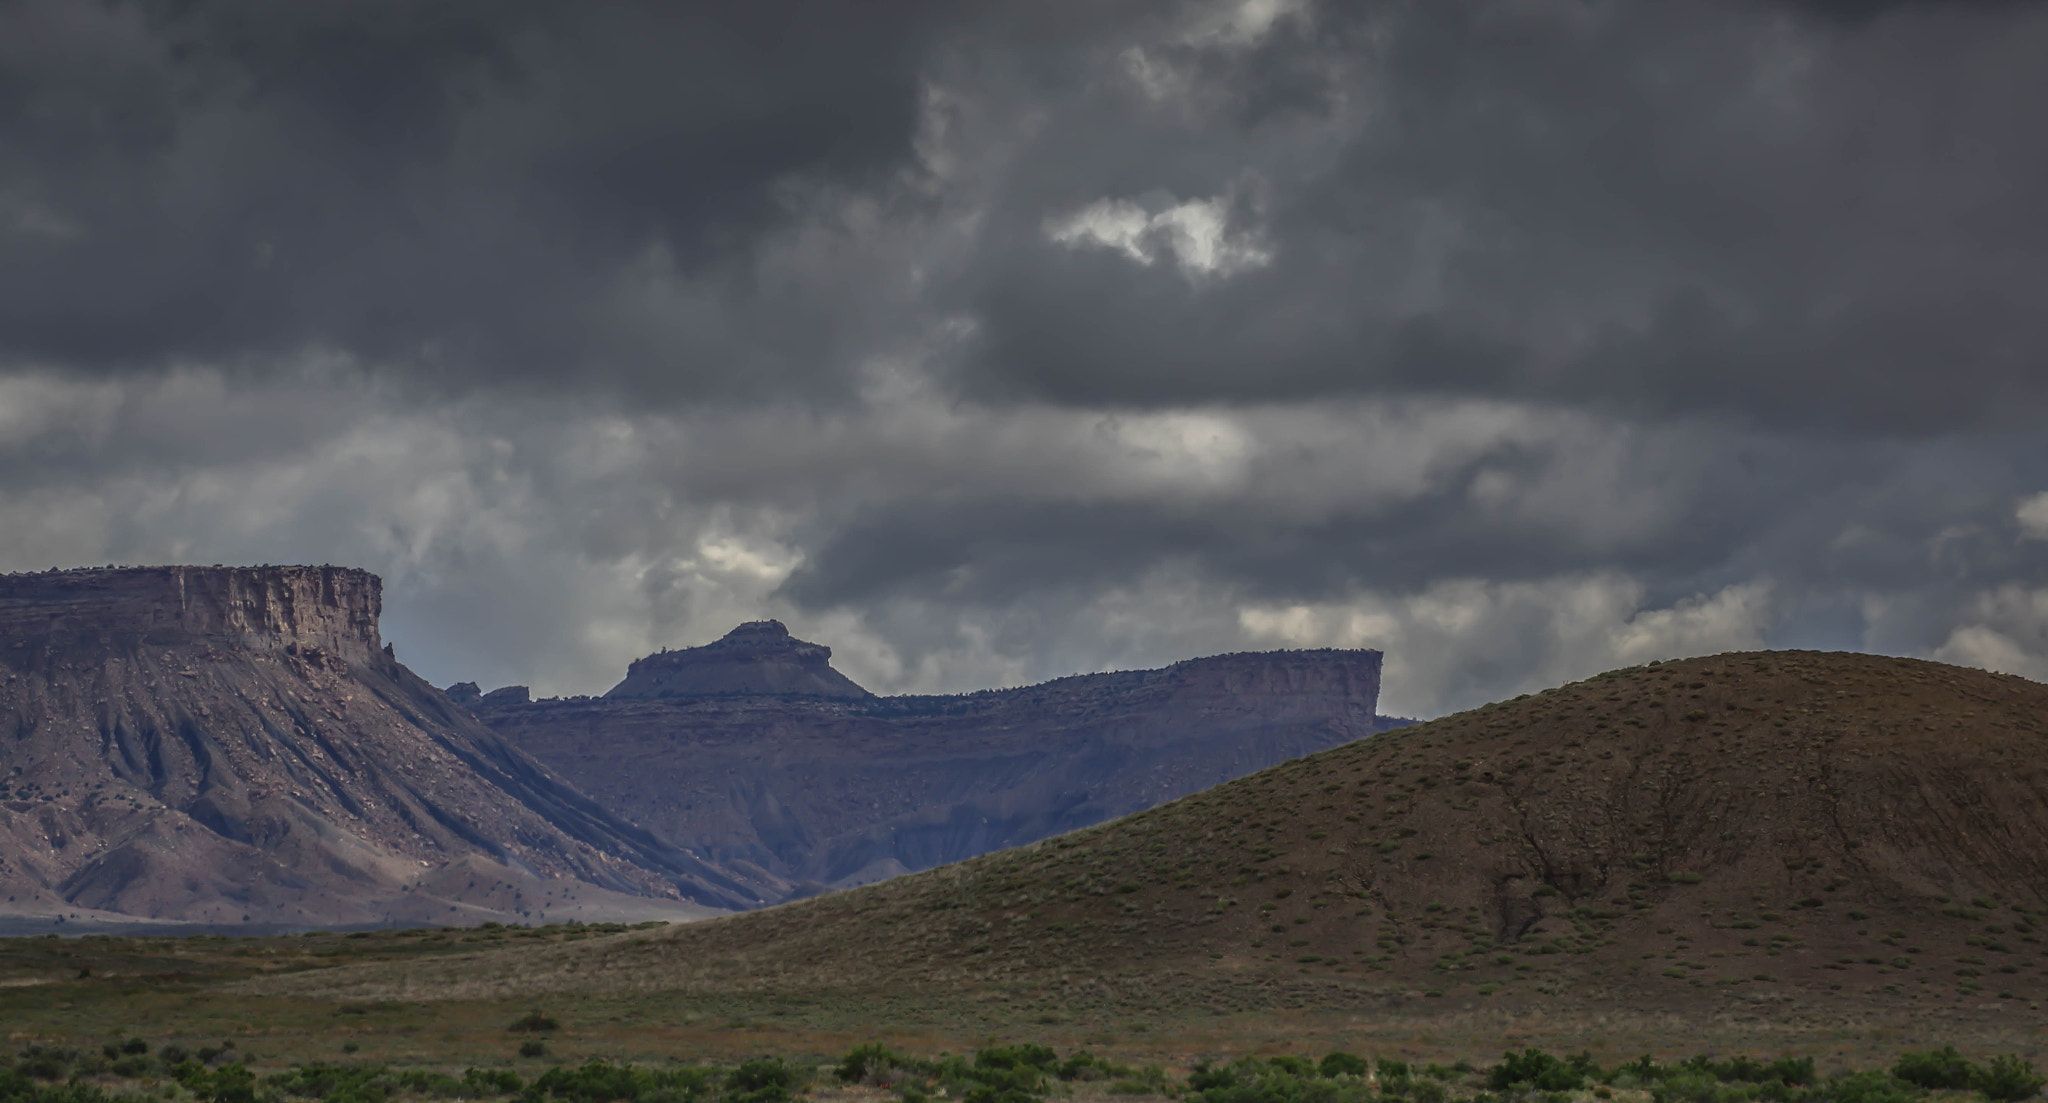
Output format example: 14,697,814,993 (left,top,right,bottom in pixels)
474,621,1403,899
0,566,763,928
284,651,2047,1025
